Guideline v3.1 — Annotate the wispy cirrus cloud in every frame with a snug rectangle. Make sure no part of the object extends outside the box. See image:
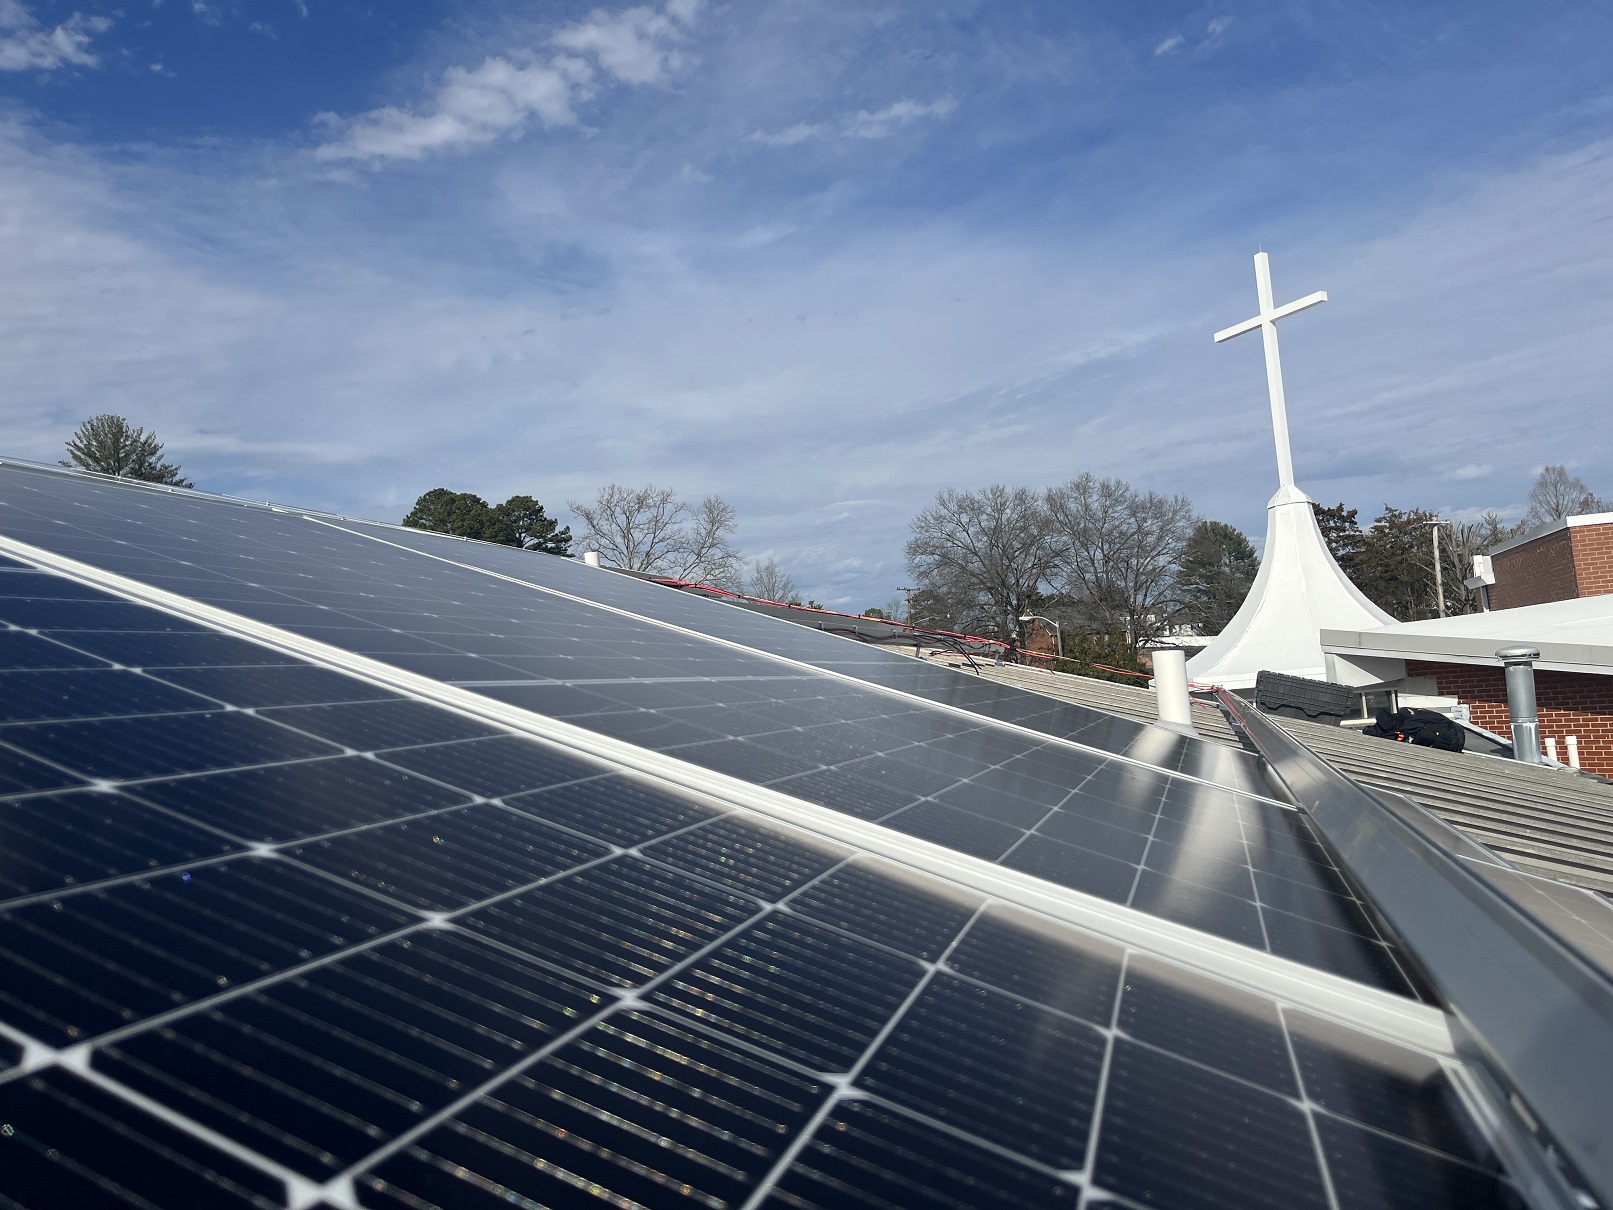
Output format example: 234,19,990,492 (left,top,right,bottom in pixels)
314,0,700,164
0,0,109,71
1154,17,1231,59
751,97,956,146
